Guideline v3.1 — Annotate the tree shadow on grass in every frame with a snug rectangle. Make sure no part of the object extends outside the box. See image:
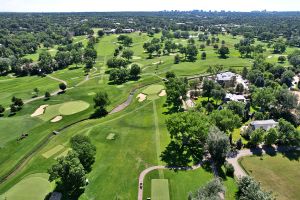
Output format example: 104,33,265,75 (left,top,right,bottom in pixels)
278,148,300,161
262,145,277,157
249,147,263,156
90,108,108,119
50,183,85,200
